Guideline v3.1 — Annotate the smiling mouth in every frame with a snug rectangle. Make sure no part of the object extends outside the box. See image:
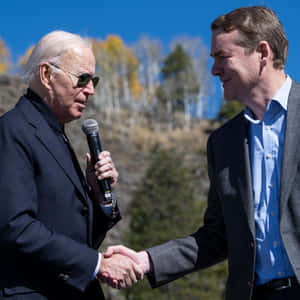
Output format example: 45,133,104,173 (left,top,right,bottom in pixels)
222,79,231,87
